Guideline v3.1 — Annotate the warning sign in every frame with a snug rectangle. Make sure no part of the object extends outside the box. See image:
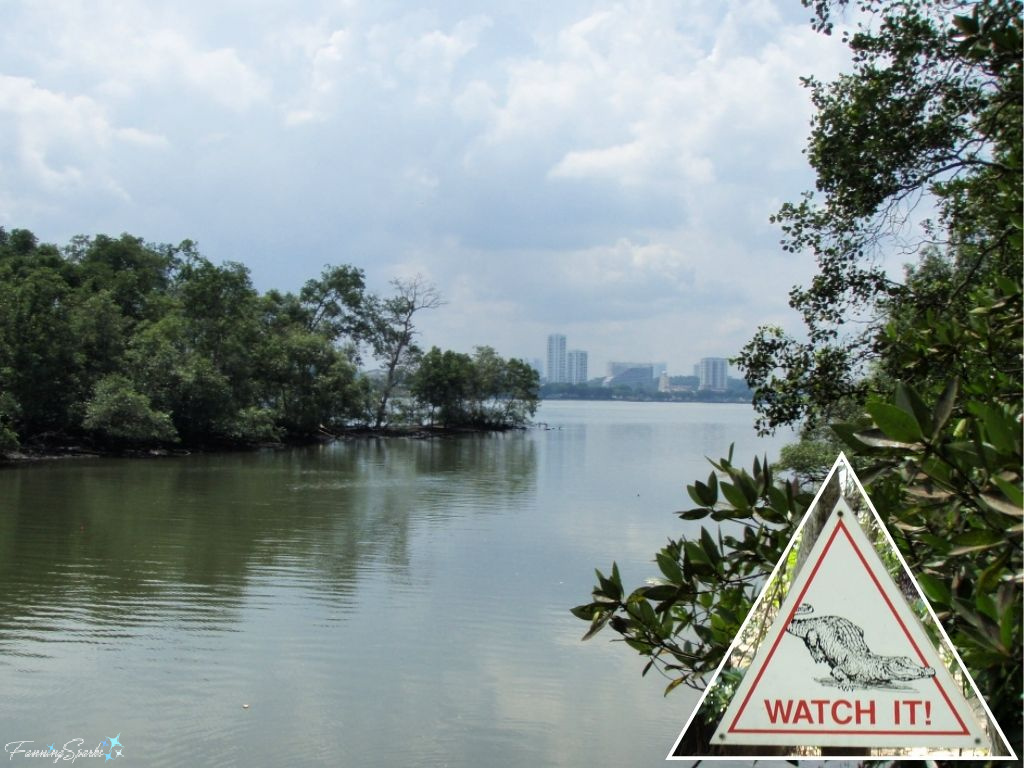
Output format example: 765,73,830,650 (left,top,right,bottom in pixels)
710,496,983,748
668,455,1017,759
